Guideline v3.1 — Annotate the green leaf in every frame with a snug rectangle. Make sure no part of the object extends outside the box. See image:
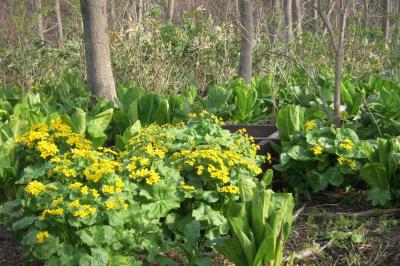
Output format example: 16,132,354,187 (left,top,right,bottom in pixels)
140,180,181,218
276,105,305,142
87,108,113,138
70,108,87,134
12,215,36,230
360,163,389,190
367,187,391,206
